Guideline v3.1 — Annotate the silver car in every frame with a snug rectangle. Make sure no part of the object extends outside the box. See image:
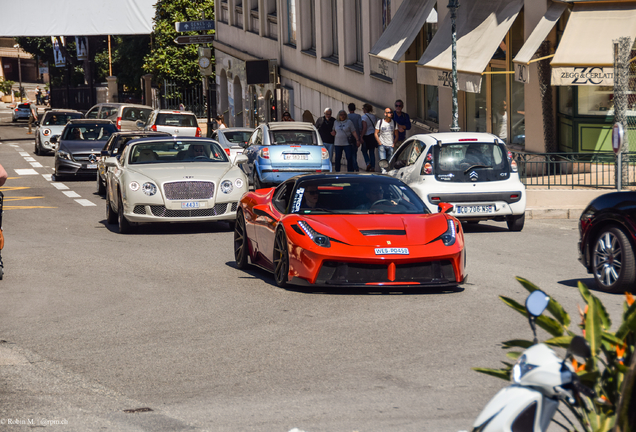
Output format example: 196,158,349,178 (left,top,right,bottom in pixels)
142,109,201,136
211,127,254,163
85,103,153,131
11,103,31,122
35,109,84,155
